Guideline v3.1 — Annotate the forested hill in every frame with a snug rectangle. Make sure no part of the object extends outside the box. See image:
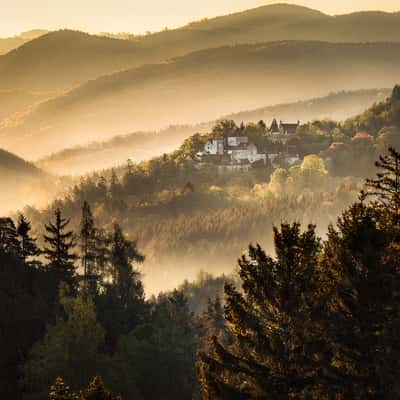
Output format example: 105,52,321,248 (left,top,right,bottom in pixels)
138,4,400,57
23,85,400,292
0,30,156,92
3,4,400,92
0,30,48,55
0,148,43,177
36,89,390,175
2,41,400,159
0,148,70,215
